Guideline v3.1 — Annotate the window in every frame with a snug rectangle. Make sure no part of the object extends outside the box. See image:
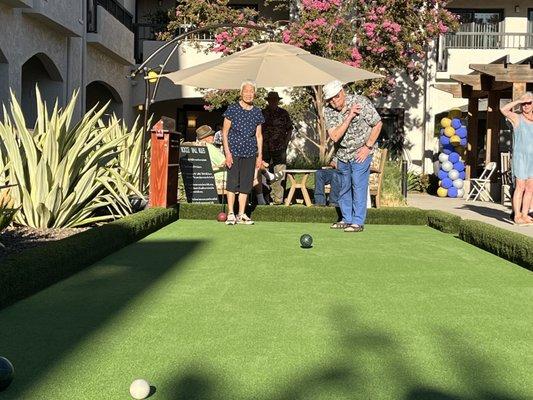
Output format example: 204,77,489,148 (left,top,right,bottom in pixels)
449,8,504,32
